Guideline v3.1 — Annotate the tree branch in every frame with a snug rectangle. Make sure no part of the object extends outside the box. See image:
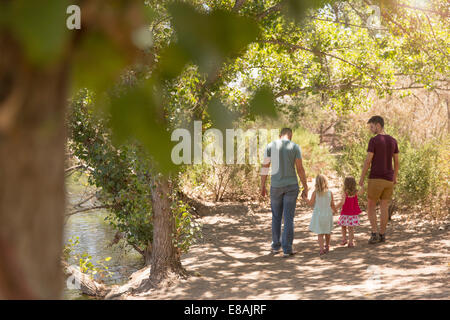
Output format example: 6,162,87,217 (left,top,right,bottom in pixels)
261,39,385,88
275,83,449,98
232,0,246,13
66,205,111,217
256,2,283,20
65,164,84,174
424,13,448,59
306,15,387,30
